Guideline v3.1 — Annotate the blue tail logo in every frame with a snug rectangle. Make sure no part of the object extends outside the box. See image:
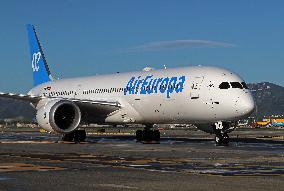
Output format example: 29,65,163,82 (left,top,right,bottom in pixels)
32,52,41,72
27,24,53,87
